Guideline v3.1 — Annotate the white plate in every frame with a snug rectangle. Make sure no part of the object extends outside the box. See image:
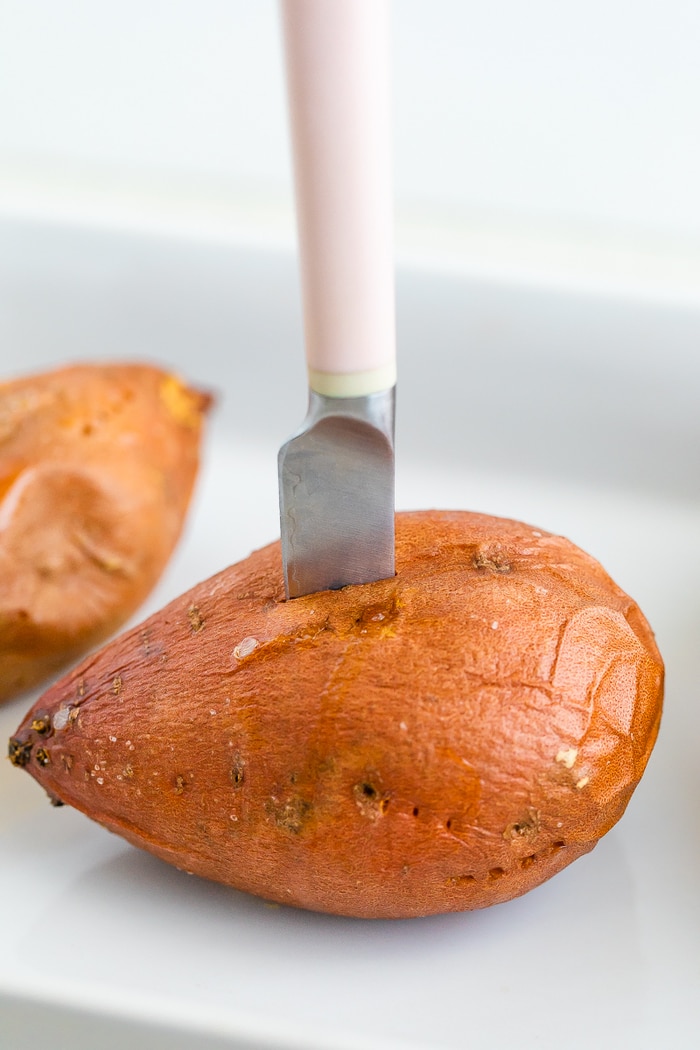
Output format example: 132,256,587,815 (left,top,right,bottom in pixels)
1,220,699,1050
